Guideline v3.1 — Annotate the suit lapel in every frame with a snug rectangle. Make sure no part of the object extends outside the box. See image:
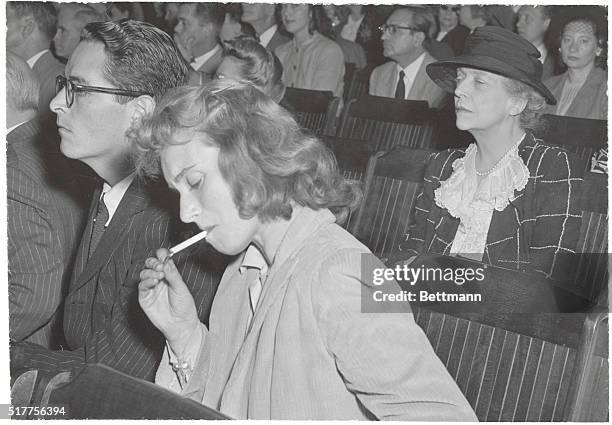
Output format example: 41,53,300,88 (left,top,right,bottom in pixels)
70,178,150,293
408,53,433,100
